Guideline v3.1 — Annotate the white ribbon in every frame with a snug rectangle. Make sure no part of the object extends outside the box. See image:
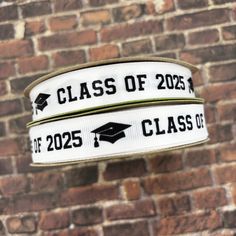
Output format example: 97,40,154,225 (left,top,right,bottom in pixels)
26,61,196,122
29,103,208,165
